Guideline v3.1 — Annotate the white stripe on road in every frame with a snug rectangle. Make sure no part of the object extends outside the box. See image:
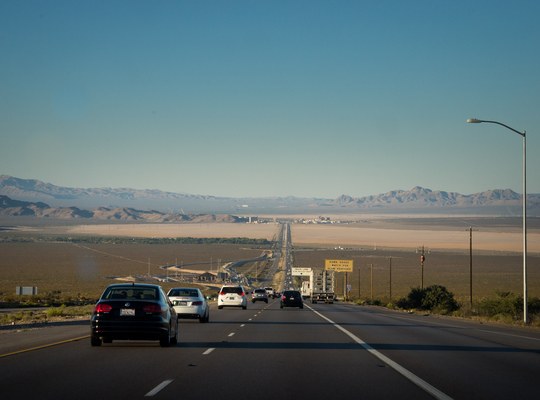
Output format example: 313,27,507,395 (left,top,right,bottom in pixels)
145,380,173,397
308,306,453,400
228,332,235,337
203,348,215,355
